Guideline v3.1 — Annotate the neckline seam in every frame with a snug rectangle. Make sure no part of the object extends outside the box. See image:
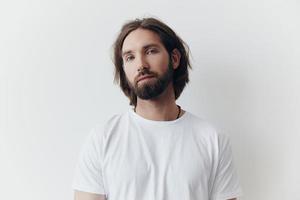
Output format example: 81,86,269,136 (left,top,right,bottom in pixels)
129,108,188,125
